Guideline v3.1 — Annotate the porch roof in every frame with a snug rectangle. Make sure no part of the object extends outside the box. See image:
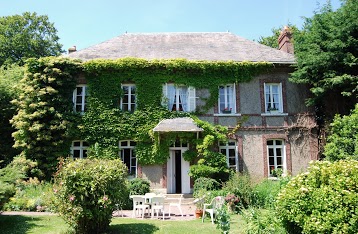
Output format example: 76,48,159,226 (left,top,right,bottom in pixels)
153,117,203,132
